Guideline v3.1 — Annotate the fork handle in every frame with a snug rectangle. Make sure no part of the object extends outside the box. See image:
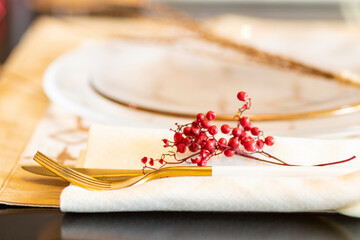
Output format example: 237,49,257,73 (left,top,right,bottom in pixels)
212,166,359,178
